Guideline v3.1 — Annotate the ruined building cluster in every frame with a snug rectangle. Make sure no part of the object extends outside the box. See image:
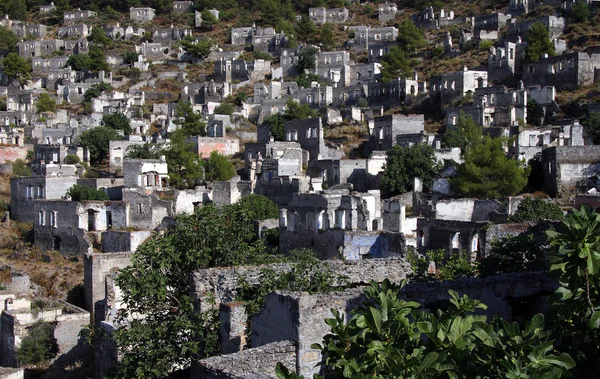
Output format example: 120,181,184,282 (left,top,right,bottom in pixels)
1,0,600,378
